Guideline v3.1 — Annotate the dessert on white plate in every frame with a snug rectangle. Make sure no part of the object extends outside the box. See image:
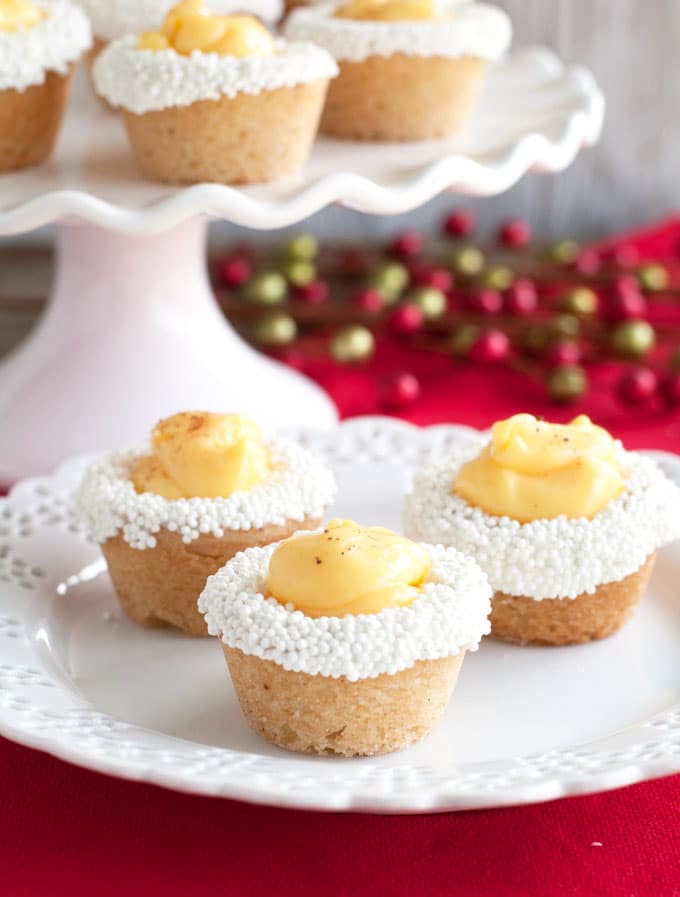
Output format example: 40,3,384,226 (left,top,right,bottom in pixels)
78,411,336,636
93,0,338,183
199,519,492,756
405,414,680,646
